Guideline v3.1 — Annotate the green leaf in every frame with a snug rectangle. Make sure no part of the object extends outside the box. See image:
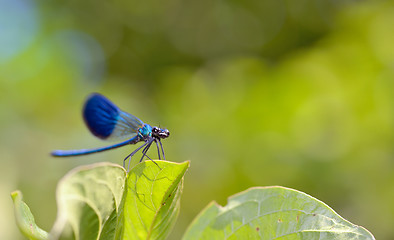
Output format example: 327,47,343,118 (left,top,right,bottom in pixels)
117,160,189,240
183,186,375,240
11,190,49,240
49,162,127,240
44,160,188,240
